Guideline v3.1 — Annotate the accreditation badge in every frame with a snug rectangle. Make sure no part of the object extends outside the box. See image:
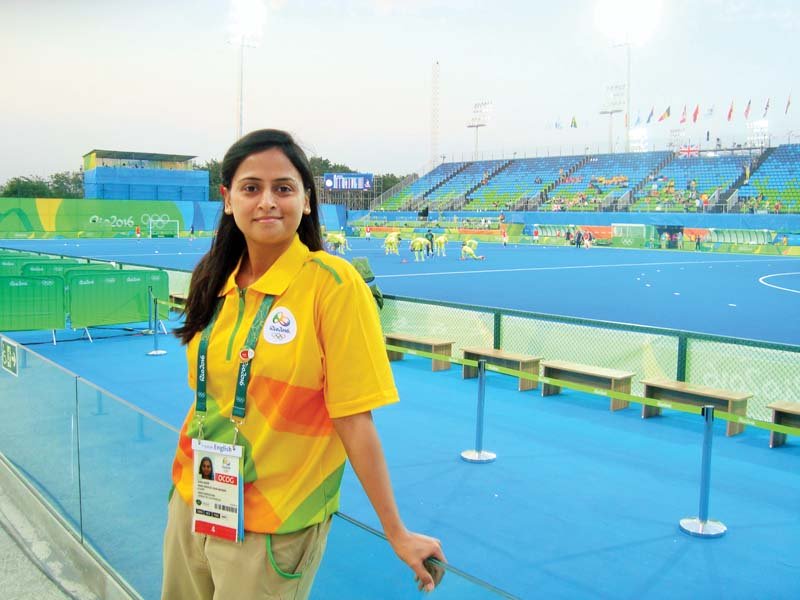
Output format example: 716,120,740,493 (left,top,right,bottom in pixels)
191,439,244,542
